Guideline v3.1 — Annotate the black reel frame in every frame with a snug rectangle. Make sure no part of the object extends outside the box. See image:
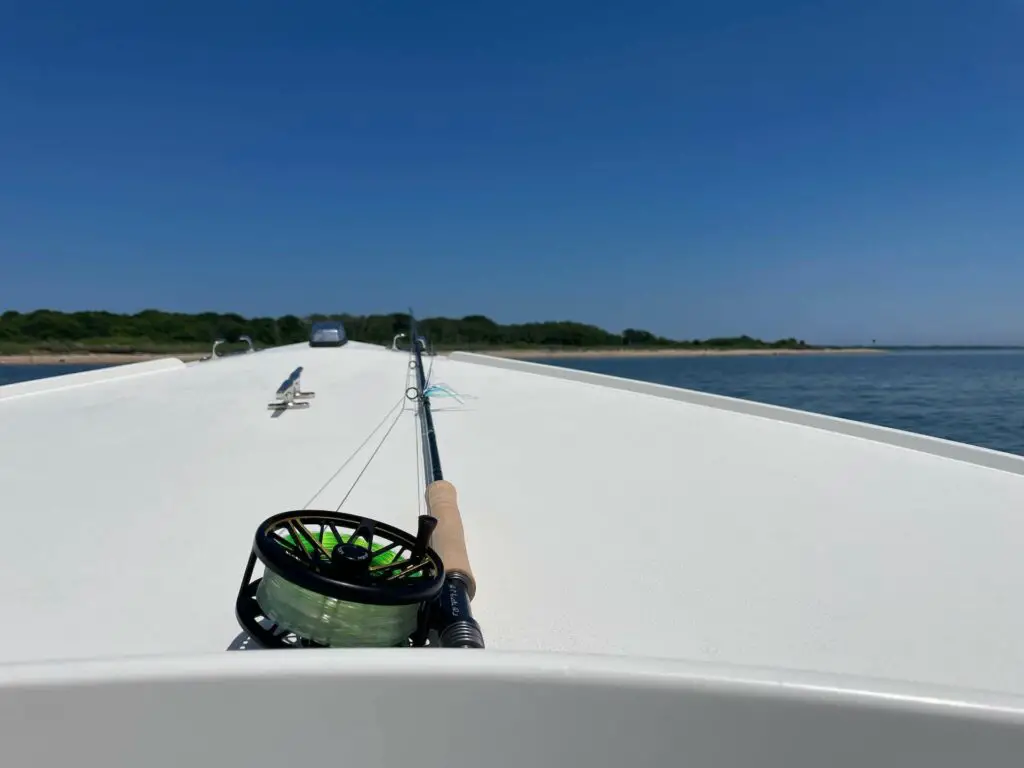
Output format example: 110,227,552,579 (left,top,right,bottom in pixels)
235,510,445,649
